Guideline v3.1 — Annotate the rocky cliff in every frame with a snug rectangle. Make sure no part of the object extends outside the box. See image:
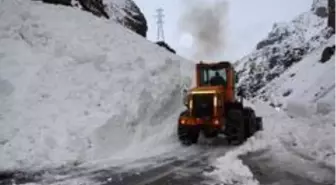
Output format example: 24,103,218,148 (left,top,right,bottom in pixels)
37,0,147,37
235,0,334,98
